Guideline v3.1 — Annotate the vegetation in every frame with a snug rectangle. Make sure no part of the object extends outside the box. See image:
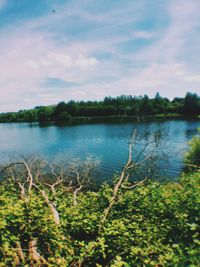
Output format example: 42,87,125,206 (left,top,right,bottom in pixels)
184,129,200,172
0,92,200,123
0,134,200,266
